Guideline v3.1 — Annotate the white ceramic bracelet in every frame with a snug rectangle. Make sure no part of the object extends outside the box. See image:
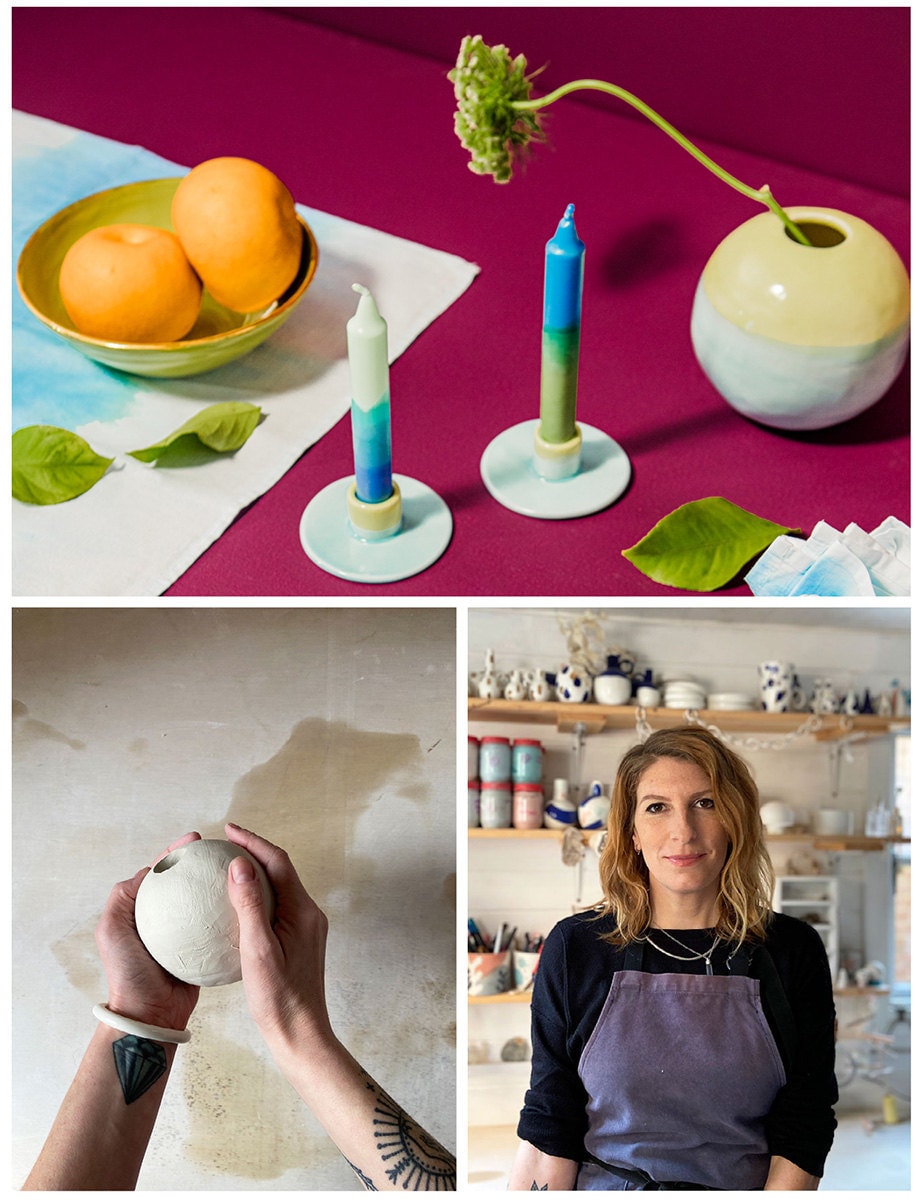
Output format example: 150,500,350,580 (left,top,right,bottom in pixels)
93,1003,191,1044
